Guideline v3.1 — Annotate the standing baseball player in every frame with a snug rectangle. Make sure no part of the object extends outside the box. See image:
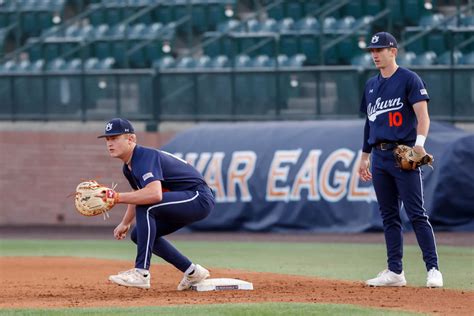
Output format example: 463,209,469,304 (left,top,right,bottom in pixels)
358,32,443,287
98,118,215,289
